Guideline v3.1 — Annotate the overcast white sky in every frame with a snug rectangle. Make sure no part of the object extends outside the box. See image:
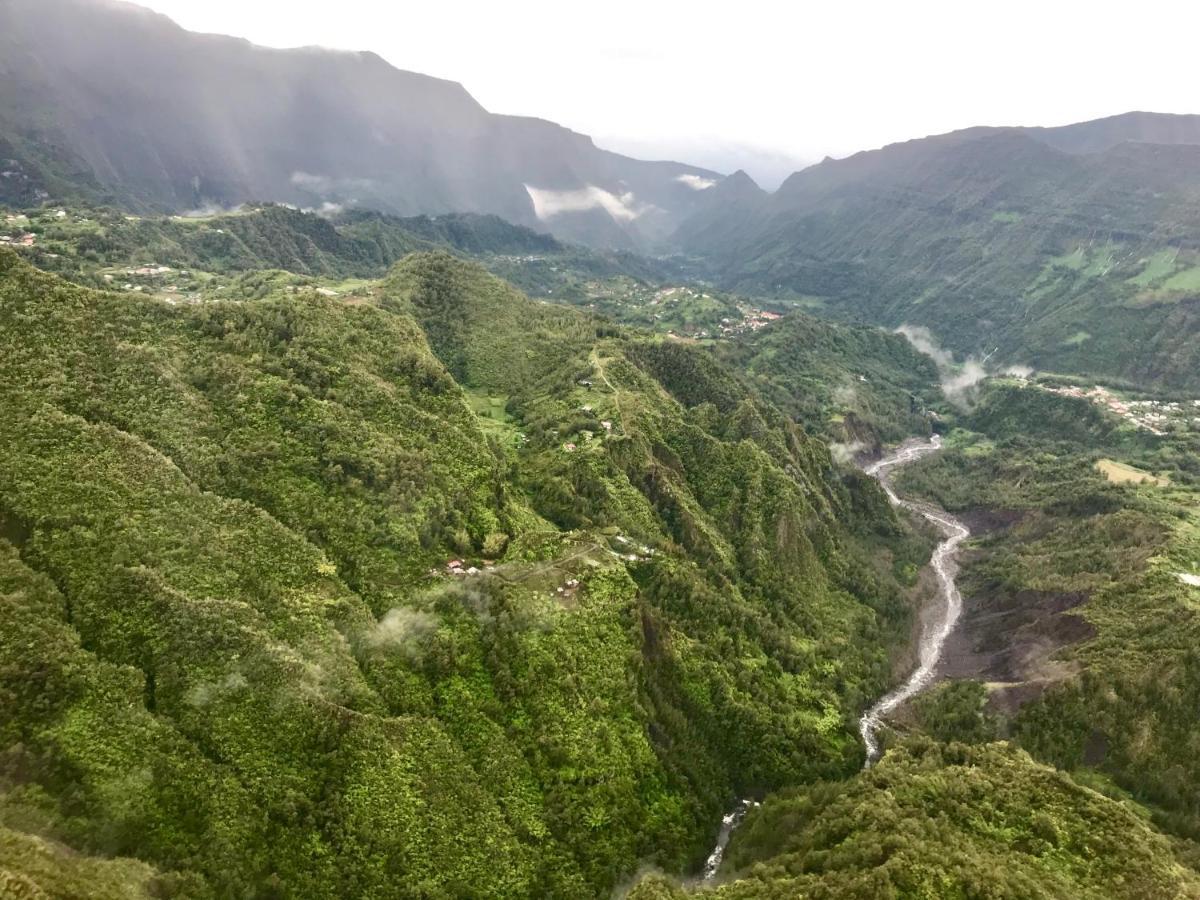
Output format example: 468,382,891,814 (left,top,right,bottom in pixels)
135,0,1199,187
